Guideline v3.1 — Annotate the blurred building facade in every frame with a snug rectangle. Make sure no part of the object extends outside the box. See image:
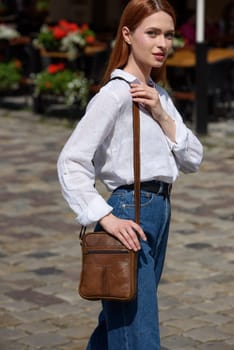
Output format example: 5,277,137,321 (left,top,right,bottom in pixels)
48,0,232,29
2,1,232,36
